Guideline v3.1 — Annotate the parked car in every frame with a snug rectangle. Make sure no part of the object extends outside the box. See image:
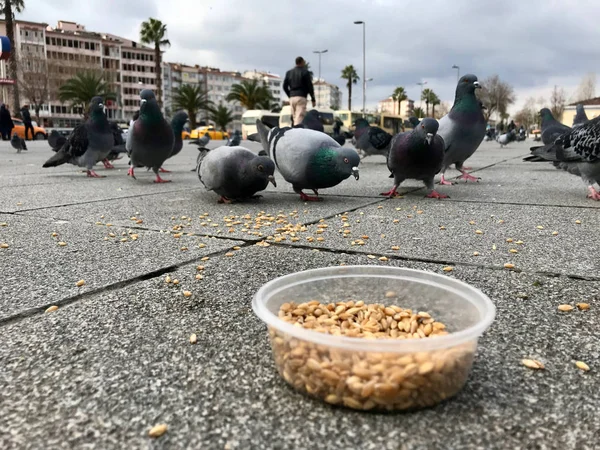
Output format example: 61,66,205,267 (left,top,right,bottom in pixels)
189,126,229,140
11,117,47,140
